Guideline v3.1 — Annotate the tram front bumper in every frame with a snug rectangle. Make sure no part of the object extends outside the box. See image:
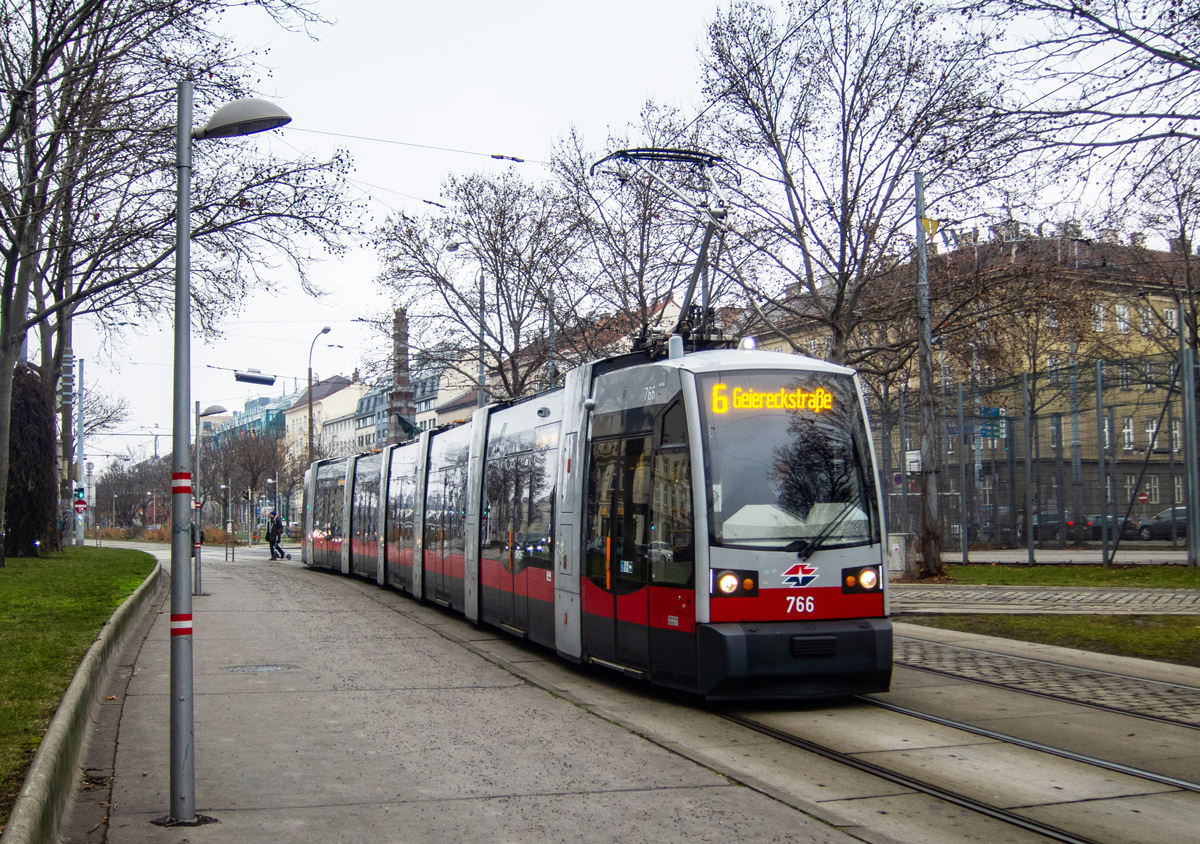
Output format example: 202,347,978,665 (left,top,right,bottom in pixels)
696,618,892,701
